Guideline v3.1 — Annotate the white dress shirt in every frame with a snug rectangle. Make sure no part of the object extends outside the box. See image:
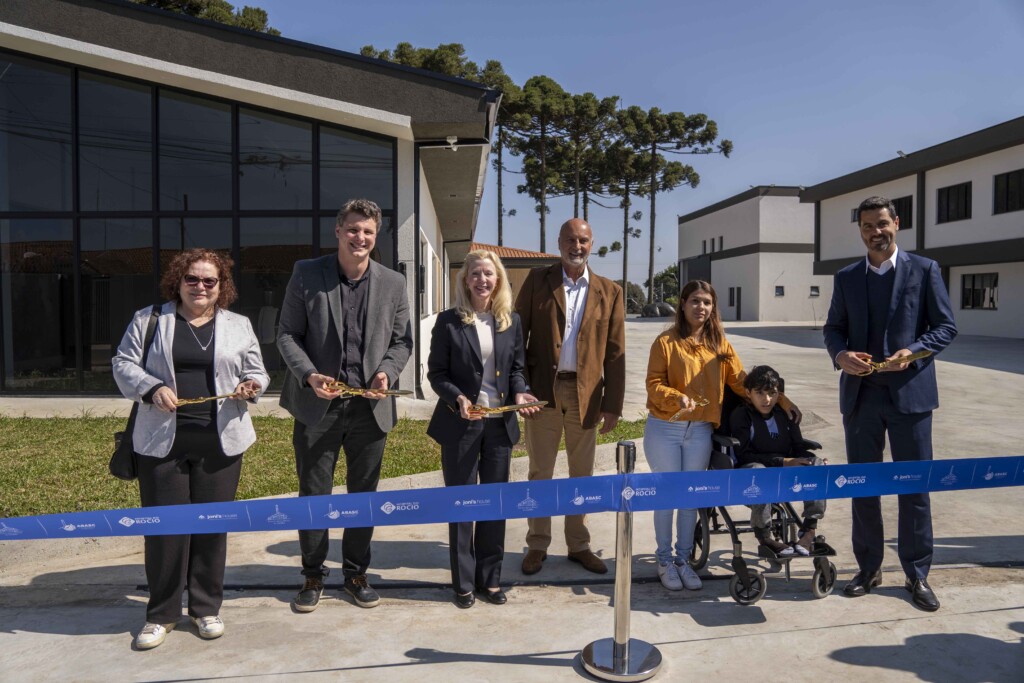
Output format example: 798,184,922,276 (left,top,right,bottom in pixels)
557,266,590,372
473,312,498,409
865,245,899,275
